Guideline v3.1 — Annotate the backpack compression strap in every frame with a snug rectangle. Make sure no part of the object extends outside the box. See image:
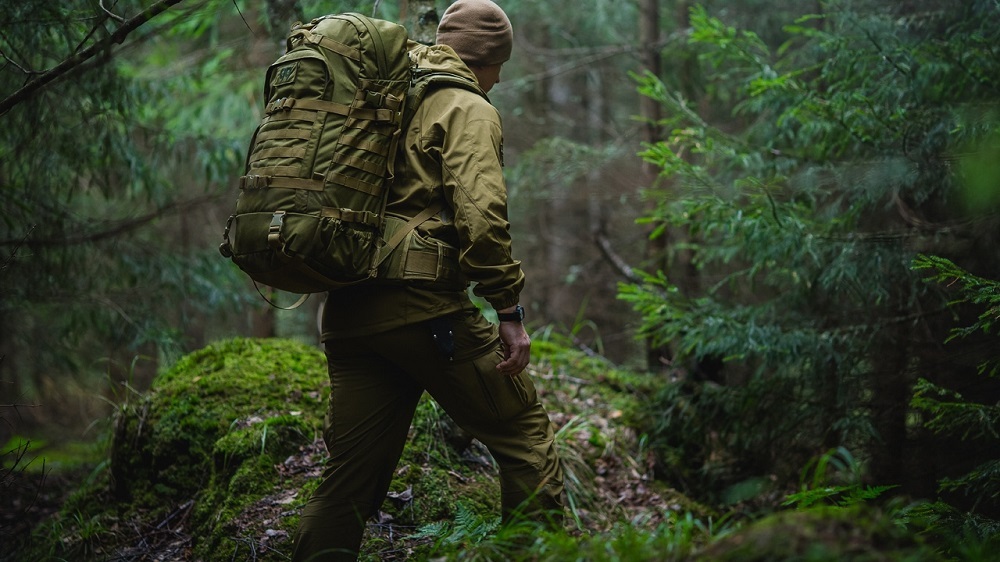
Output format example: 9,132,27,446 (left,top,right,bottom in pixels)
375,200,446,268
